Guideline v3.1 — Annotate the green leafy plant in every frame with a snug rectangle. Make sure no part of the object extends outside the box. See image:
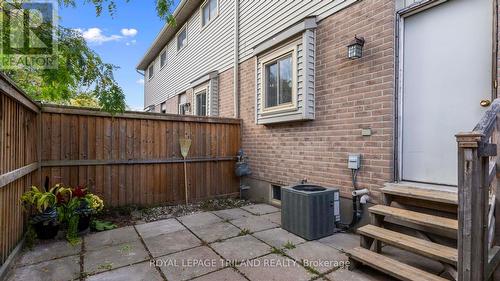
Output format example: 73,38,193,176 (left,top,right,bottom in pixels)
57,196,82,245
90,220,117,232
21,186,57,213
238,228,251,236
